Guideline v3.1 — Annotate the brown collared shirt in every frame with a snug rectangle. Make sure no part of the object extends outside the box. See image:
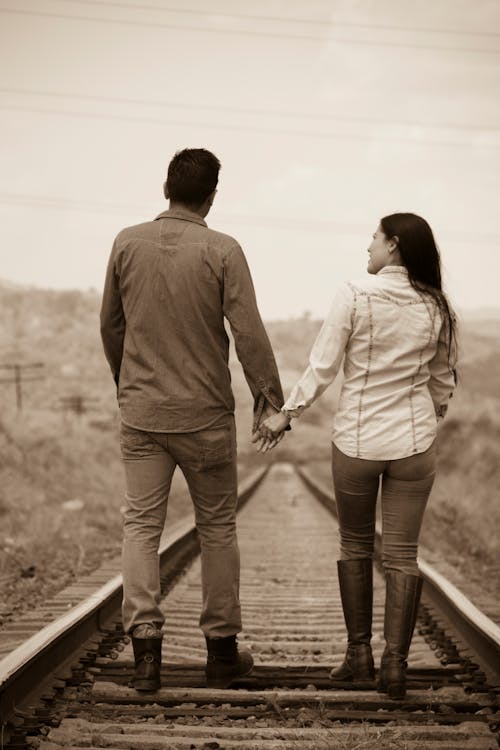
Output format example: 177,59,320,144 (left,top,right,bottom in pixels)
100,207,284,432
